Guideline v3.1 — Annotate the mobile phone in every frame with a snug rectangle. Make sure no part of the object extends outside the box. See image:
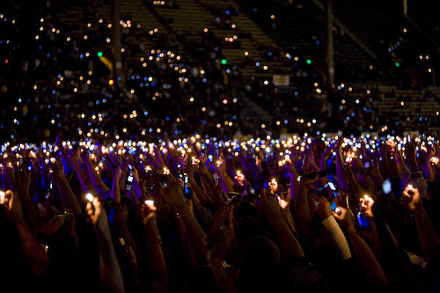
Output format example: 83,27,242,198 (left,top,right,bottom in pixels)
183,177,192,197
213,173,219,186
330,201,337,212
156,170,168,187
46,181,53,199
119,237,131,254
327,182,336,191
247,185,256,196
382,179,392,194
106,197,120,211
125,165,134,191
18,156,23,172
227,194,241,206
357,212,370,228
54,211,72,226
